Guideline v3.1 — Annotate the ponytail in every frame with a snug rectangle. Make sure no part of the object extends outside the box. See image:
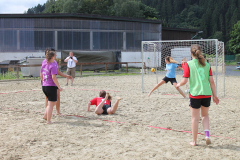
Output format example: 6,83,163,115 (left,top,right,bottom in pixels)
46,50,56,66
165,56,178,64
191,44,206,66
